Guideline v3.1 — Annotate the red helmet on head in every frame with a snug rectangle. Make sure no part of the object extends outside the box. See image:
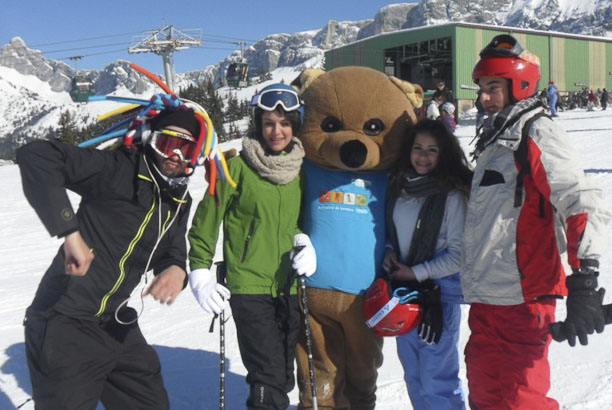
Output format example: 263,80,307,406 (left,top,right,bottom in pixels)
472,34,541,102
363,278,423,337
